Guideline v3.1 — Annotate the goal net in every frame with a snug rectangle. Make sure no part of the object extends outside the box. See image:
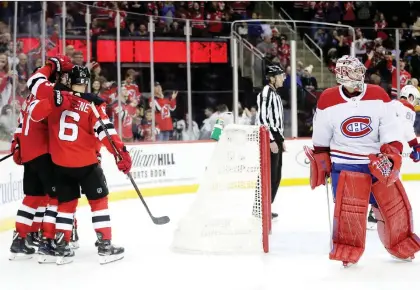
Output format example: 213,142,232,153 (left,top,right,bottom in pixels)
172,124,271,253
